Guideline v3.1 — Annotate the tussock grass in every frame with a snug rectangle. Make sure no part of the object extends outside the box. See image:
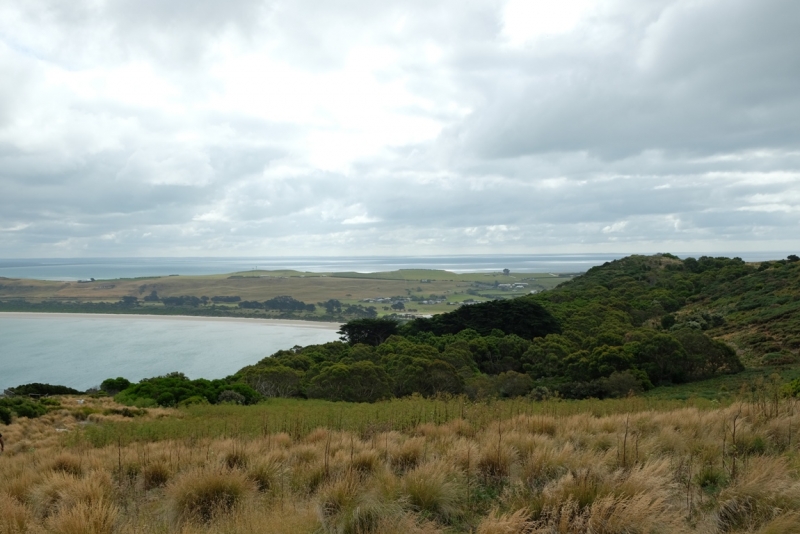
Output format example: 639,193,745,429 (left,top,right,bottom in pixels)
46,500,118,534
3,394,800,531
167,469,255,524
